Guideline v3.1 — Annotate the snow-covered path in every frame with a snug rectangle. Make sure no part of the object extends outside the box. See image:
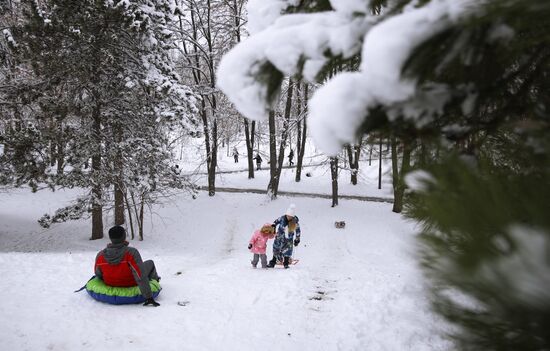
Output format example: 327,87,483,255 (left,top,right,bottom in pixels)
0,190,450,350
